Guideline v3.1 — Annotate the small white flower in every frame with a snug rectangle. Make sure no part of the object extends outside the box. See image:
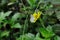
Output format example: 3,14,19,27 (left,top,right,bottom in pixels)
30,15,35,23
